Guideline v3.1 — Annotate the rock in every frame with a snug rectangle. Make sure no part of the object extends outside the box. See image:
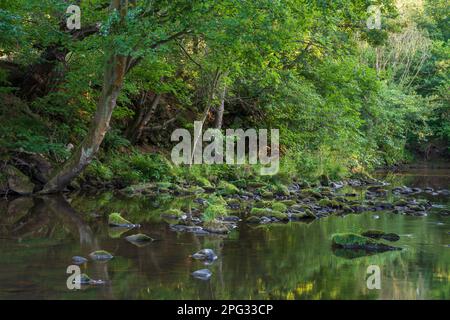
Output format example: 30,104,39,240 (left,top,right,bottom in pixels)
76,273,105,286
125,233,155,246
361,230,400,242
261,191,274,199
271,202,287,212
108,212,138,228
203,221,230,234
331,233,401,252
191,249,218,262
4,165,34,195
192,269,212,280
221,215,240,222
72,256,88,265
250,207,289,221
89,250,114,261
